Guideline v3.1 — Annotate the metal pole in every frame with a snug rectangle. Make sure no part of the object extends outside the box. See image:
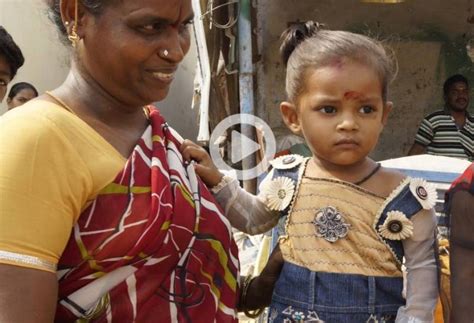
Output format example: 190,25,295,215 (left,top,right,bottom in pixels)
238,0,257,193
